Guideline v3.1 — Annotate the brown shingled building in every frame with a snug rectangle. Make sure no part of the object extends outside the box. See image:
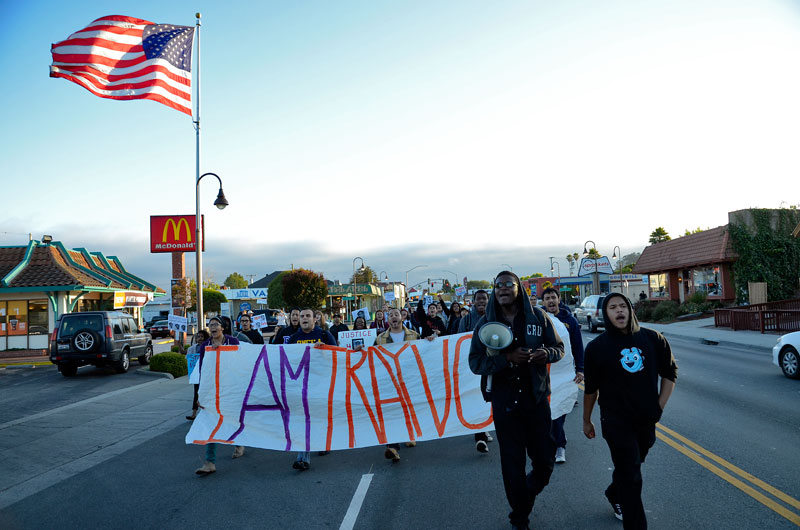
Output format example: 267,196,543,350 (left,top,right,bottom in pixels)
0,239,164,351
